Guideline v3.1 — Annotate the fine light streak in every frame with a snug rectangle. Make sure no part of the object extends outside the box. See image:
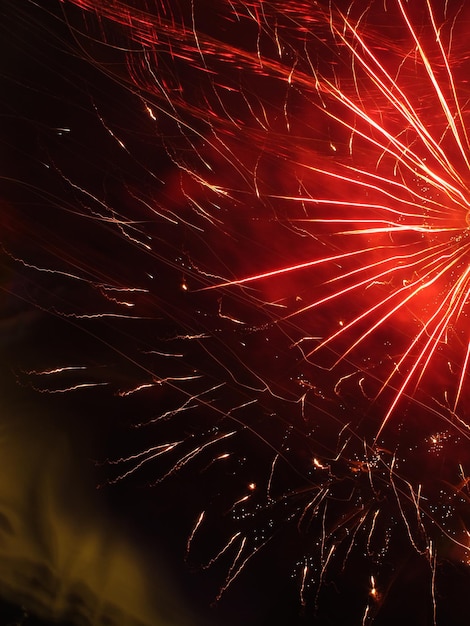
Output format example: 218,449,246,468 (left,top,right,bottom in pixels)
331,3,470,193
31,382,109,393
117,374,202,396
